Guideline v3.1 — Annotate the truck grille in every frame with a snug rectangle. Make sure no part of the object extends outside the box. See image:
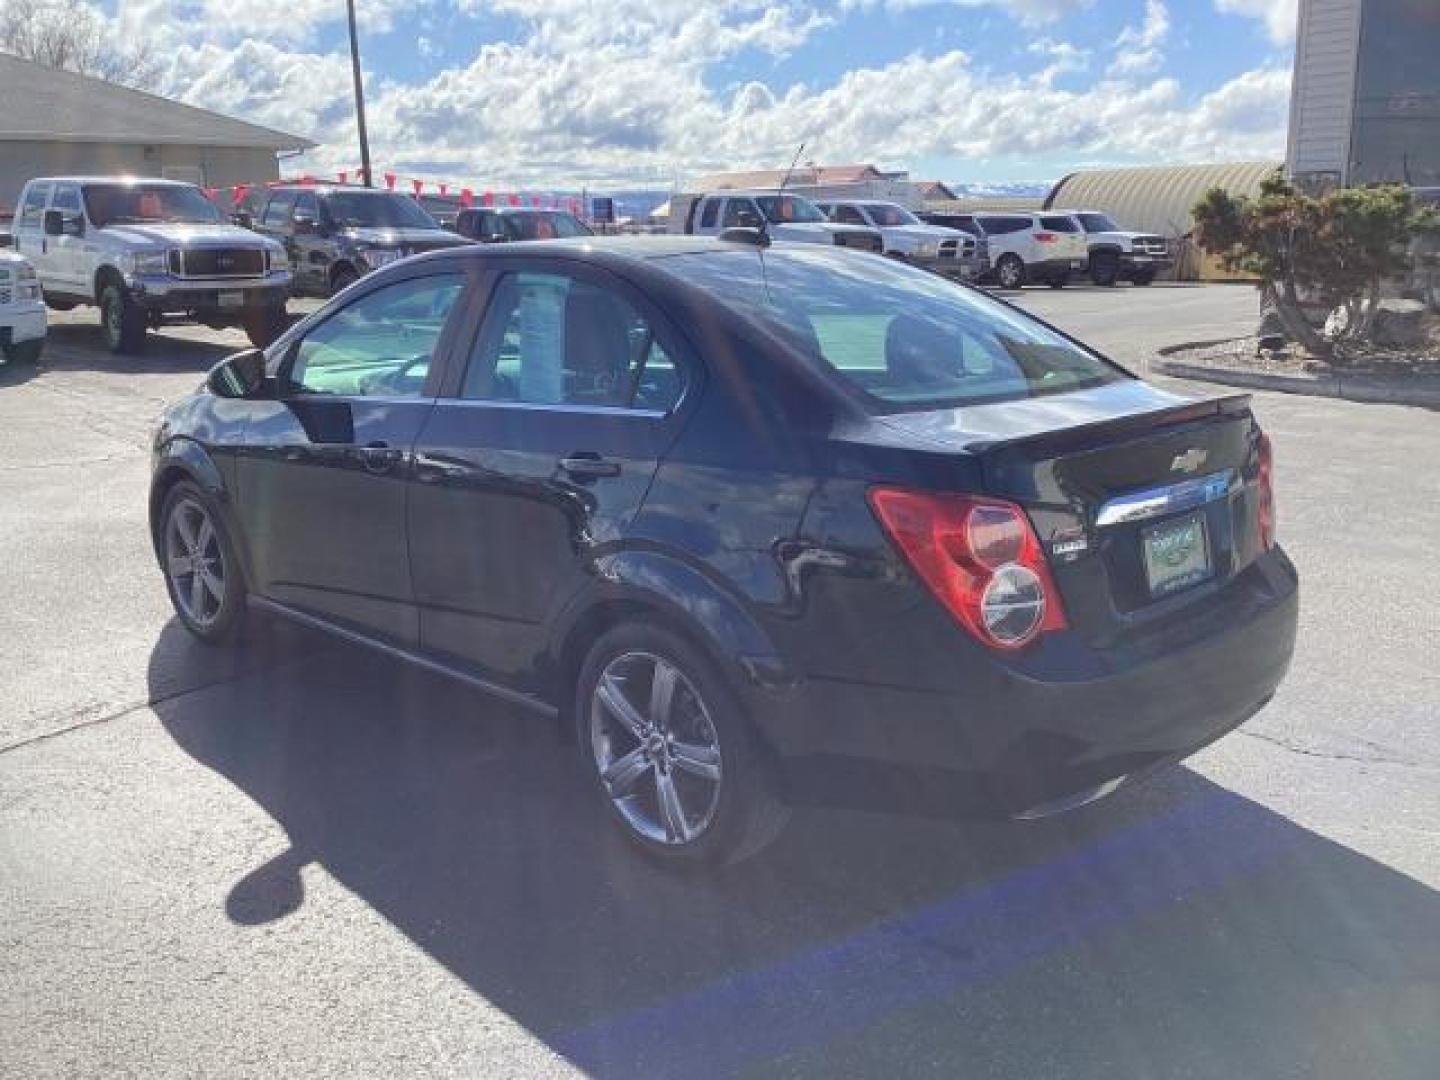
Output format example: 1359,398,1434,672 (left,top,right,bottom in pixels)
168,248,266,278
1133,236,1168,256
0,287,11,305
